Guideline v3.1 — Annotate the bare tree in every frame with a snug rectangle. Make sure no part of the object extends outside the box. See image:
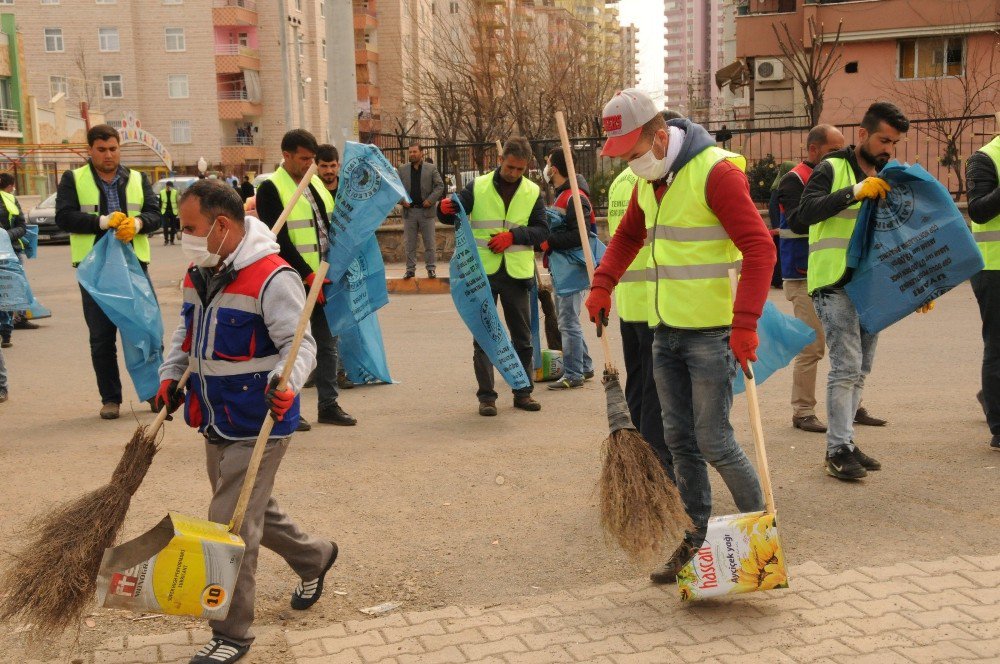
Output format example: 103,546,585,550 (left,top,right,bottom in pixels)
772,18,844,126
73,39,100,109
